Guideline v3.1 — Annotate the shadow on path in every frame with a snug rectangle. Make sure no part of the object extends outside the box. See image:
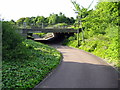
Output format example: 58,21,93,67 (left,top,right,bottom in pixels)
34,62,119,88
